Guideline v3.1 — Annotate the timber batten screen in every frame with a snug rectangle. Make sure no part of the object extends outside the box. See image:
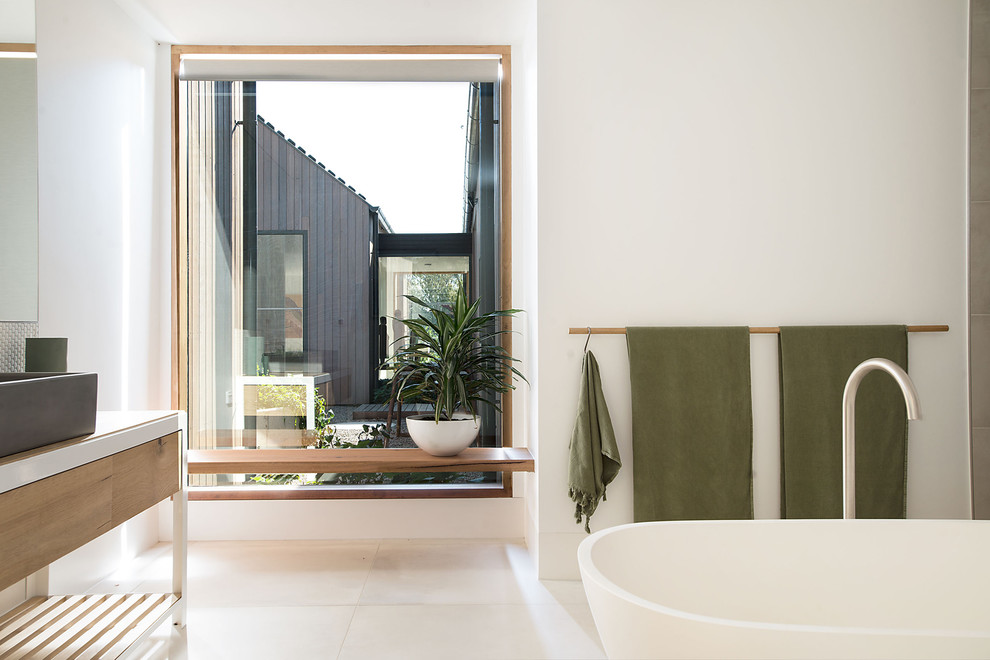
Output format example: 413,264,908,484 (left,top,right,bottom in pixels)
184,80,242,486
